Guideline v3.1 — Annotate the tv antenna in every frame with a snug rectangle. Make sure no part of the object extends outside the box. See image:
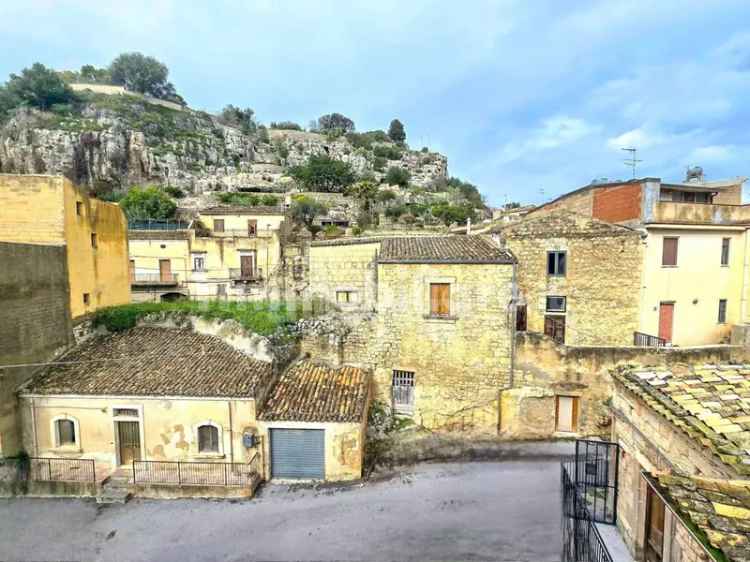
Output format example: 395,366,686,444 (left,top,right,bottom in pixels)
621,147,642,179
